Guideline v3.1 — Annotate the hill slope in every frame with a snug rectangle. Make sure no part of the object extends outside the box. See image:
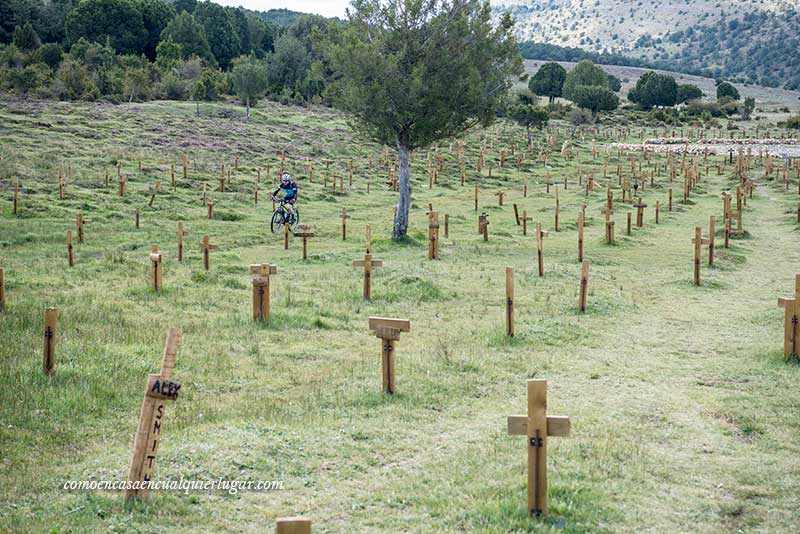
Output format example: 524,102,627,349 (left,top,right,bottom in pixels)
498,0,800,90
